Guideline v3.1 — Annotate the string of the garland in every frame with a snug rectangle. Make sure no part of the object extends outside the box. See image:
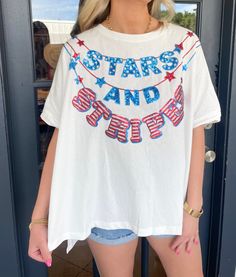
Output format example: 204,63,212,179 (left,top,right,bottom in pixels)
71,30,196,62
